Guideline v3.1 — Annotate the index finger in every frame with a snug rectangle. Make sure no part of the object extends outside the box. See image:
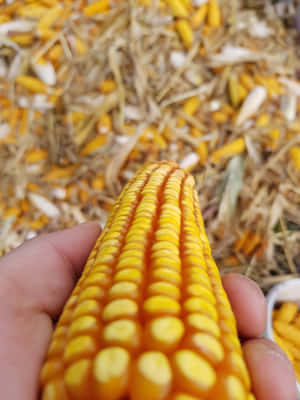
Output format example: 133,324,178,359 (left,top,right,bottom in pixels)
222,273,267,338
